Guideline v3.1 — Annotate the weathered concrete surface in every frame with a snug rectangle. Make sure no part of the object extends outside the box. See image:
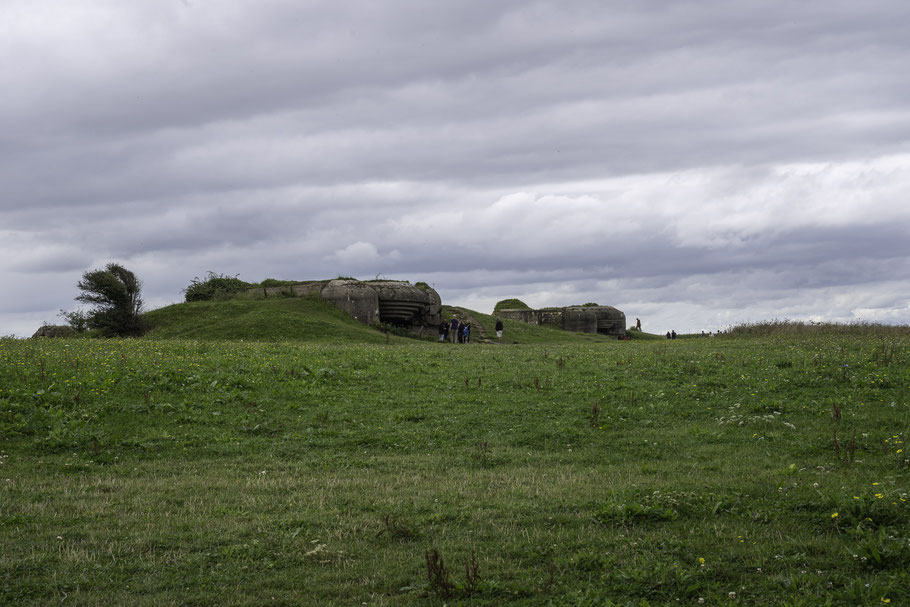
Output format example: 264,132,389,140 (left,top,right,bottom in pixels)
32,325,75,338
290,283,324,298
498,305,626,337
593,306,626,336
563,307,599,333
499,309,536,324
321,279,381,324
